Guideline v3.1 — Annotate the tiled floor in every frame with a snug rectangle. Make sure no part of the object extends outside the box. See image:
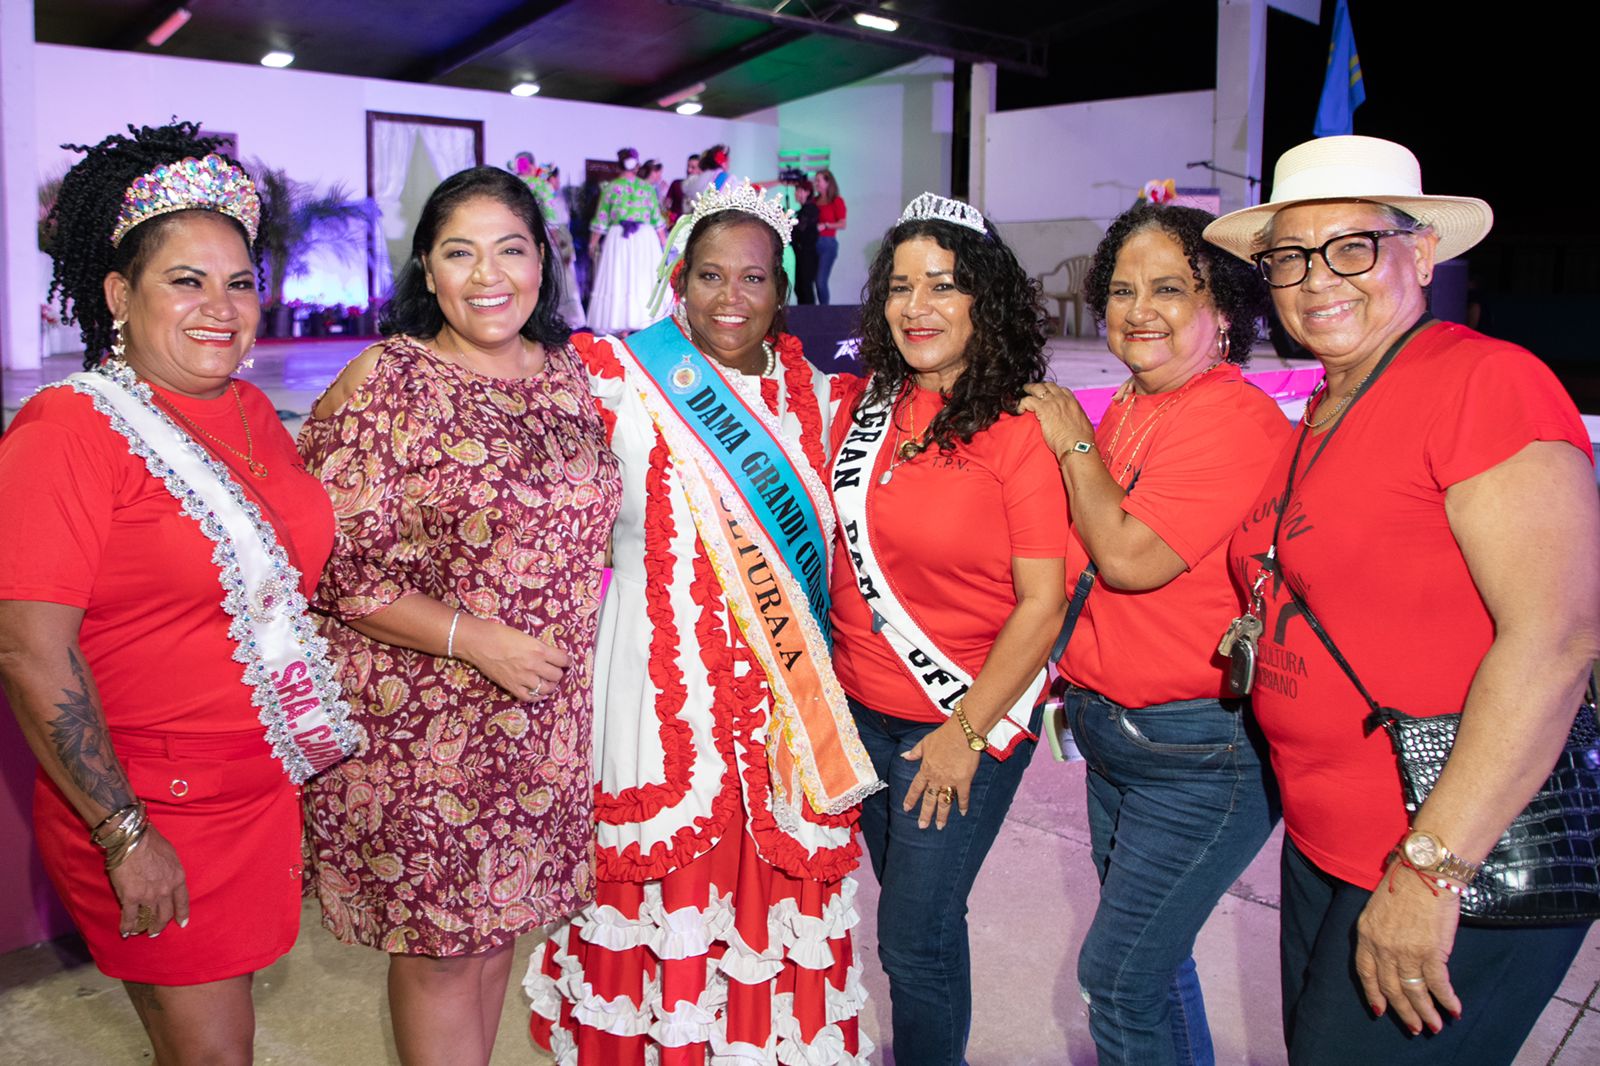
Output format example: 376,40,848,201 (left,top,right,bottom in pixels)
3,336,1597,1063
